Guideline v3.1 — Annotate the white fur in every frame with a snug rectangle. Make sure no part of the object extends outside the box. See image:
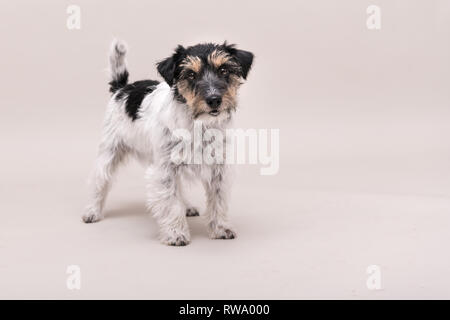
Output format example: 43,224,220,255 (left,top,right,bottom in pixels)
83,40,236,246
